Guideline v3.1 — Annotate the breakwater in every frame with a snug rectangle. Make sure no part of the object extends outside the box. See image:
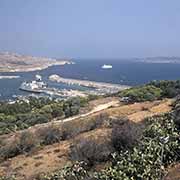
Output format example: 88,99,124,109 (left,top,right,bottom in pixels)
49,74,130,94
